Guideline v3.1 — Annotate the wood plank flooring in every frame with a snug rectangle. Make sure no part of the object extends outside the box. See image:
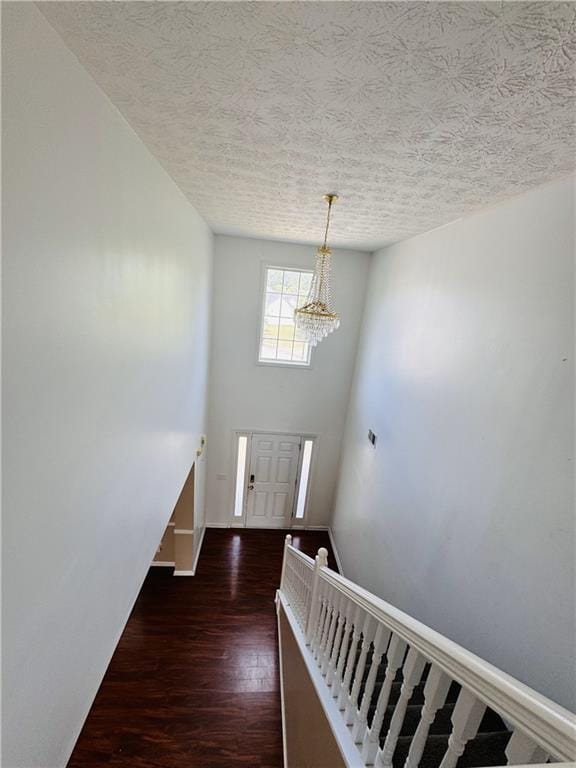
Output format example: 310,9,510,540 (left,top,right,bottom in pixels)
67,528,336,768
